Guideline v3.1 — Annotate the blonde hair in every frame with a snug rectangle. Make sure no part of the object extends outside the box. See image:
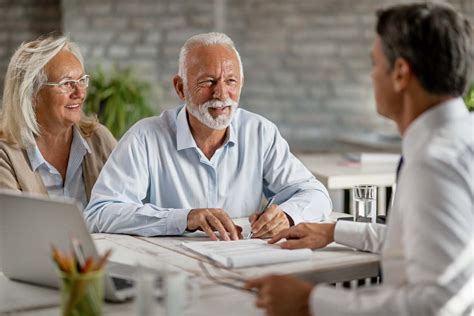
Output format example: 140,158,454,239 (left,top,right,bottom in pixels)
0,35,97,147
